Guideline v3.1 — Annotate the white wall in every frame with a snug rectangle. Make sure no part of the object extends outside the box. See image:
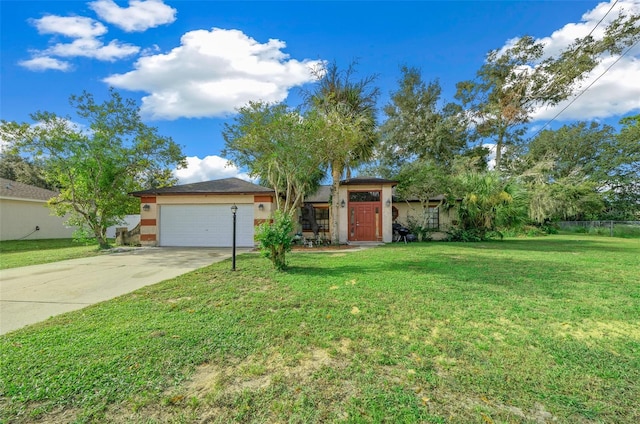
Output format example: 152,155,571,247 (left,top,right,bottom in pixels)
0,199,76,240
106,215,141,238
